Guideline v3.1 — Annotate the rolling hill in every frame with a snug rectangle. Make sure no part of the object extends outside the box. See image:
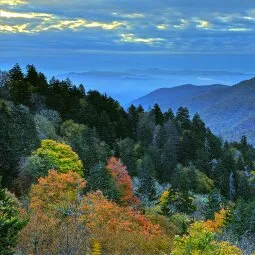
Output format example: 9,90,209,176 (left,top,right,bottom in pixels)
131,77,255,144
